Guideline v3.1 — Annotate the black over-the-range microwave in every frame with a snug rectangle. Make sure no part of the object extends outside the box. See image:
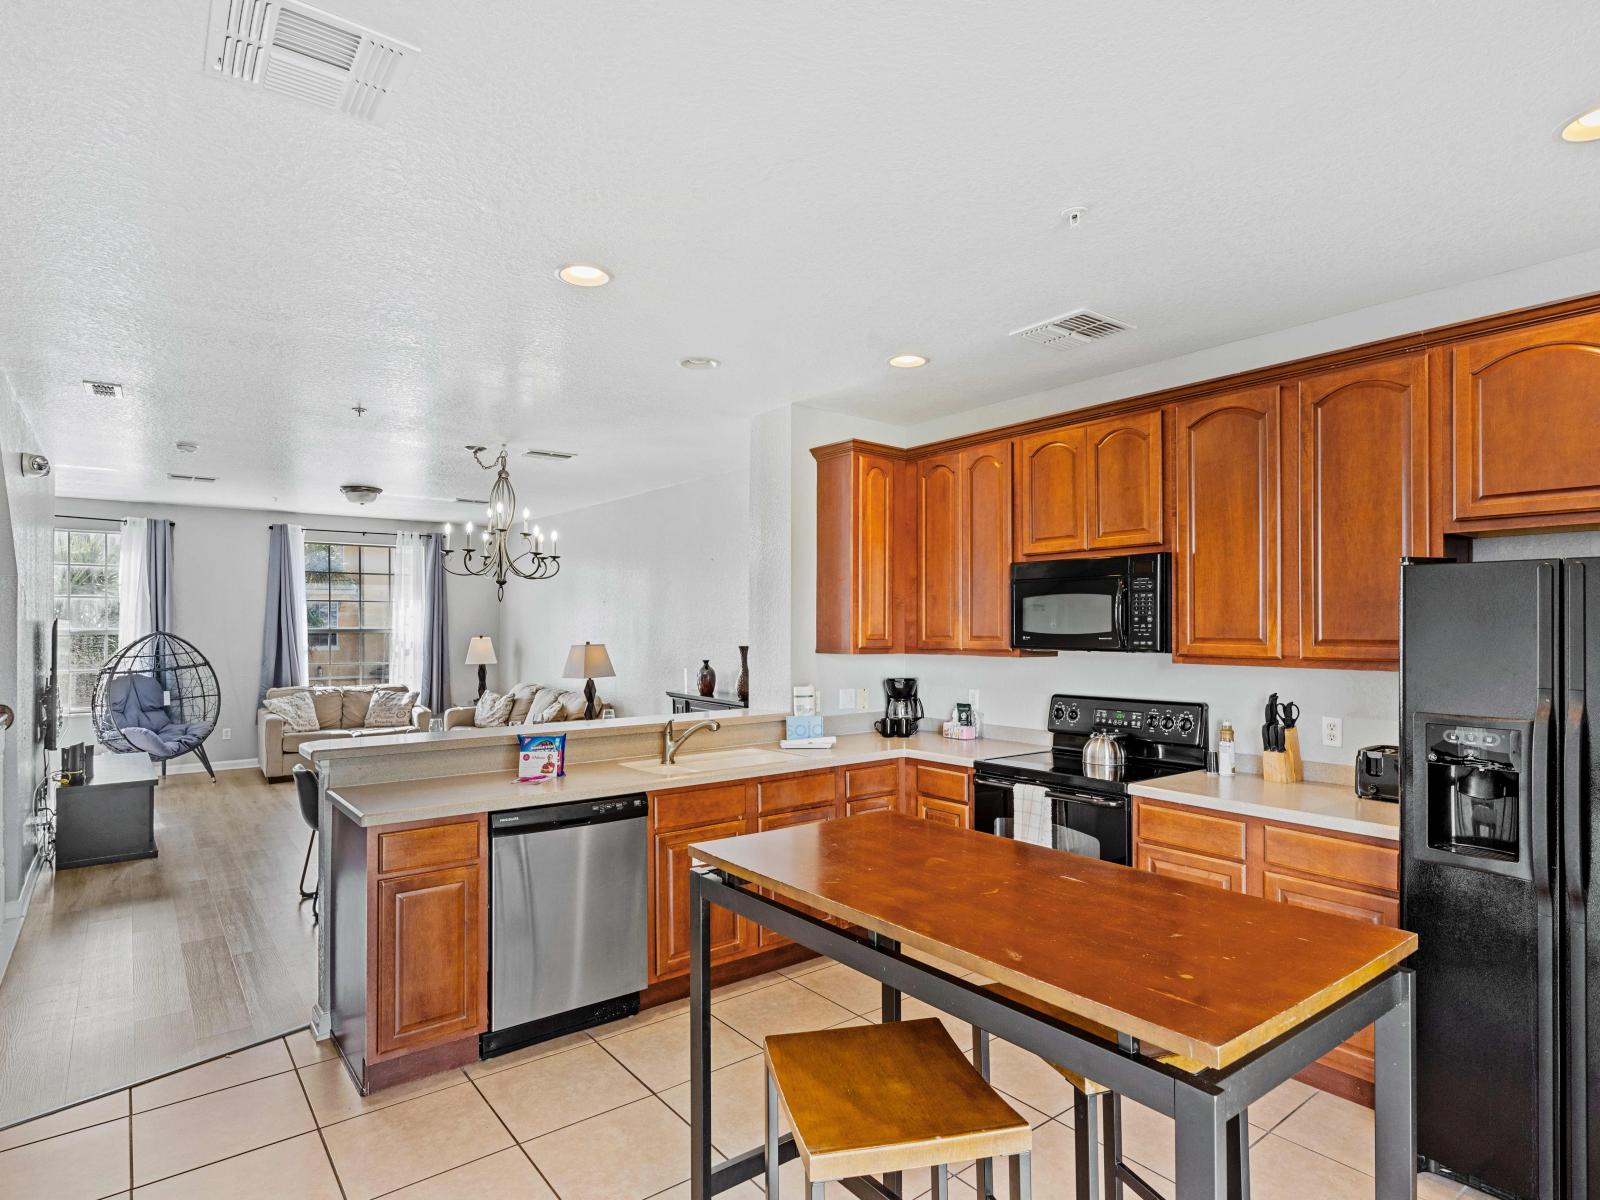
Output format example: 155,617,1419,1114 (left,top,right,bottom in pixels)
1011,553,1171,653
